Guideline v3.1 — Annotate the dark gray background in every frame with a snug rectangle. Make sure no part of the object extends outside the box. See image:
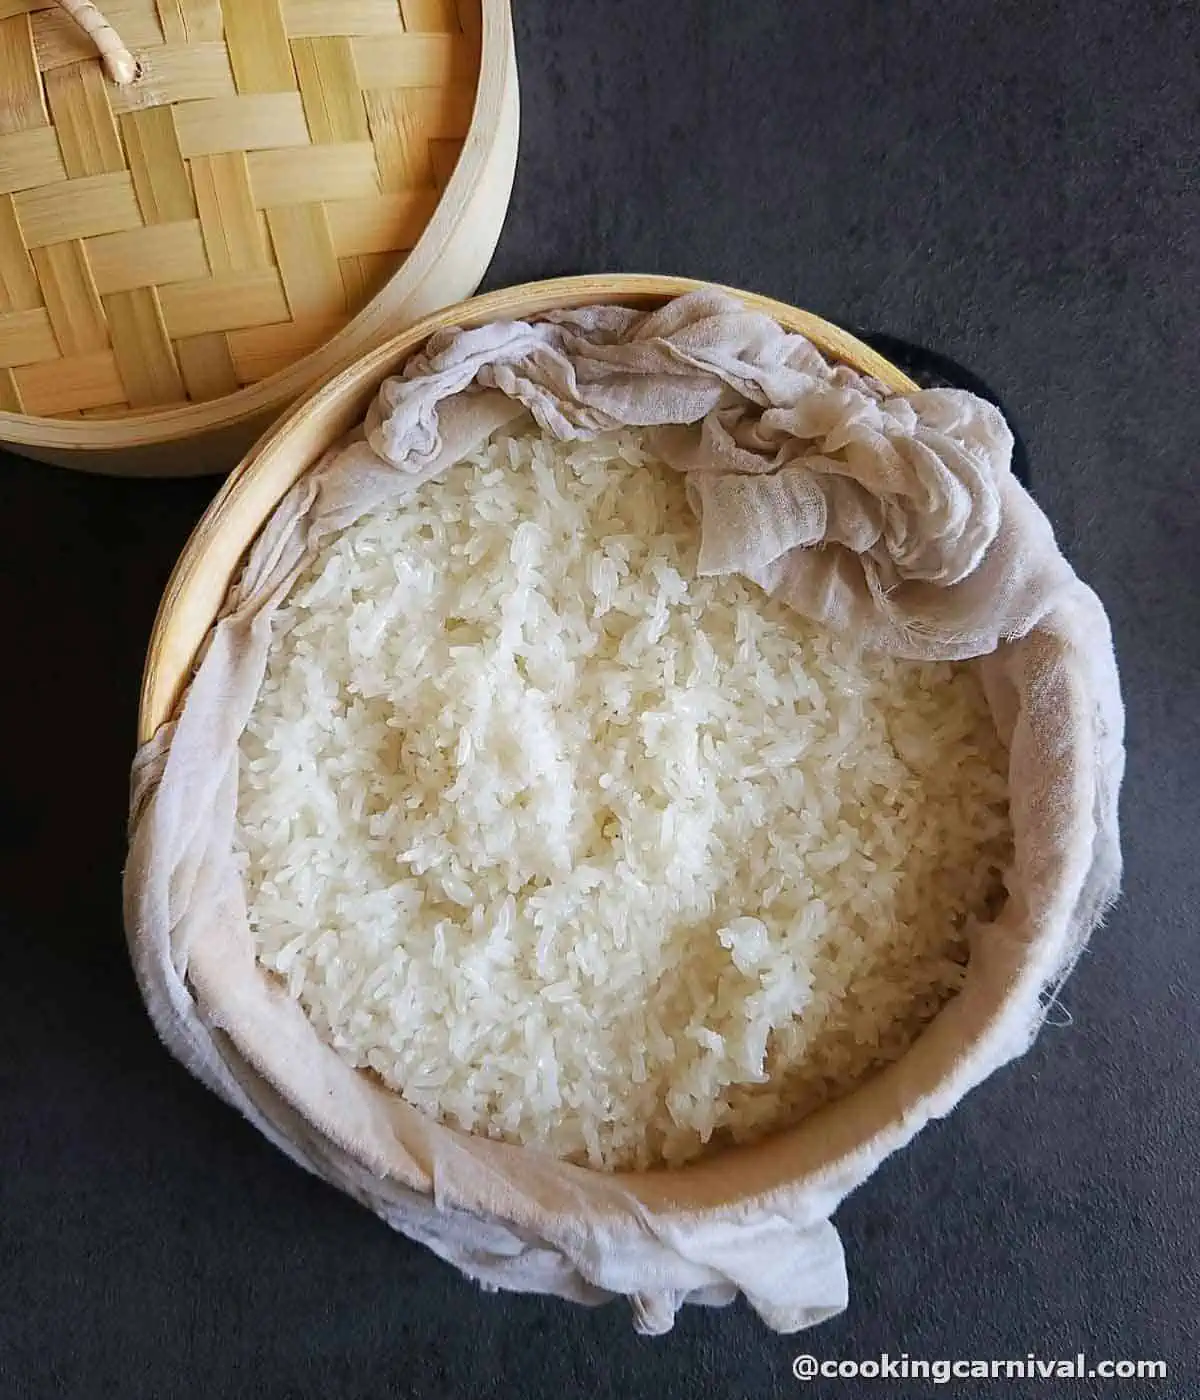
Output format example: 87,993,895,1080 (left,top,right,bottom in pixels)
2,2,1197,1397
